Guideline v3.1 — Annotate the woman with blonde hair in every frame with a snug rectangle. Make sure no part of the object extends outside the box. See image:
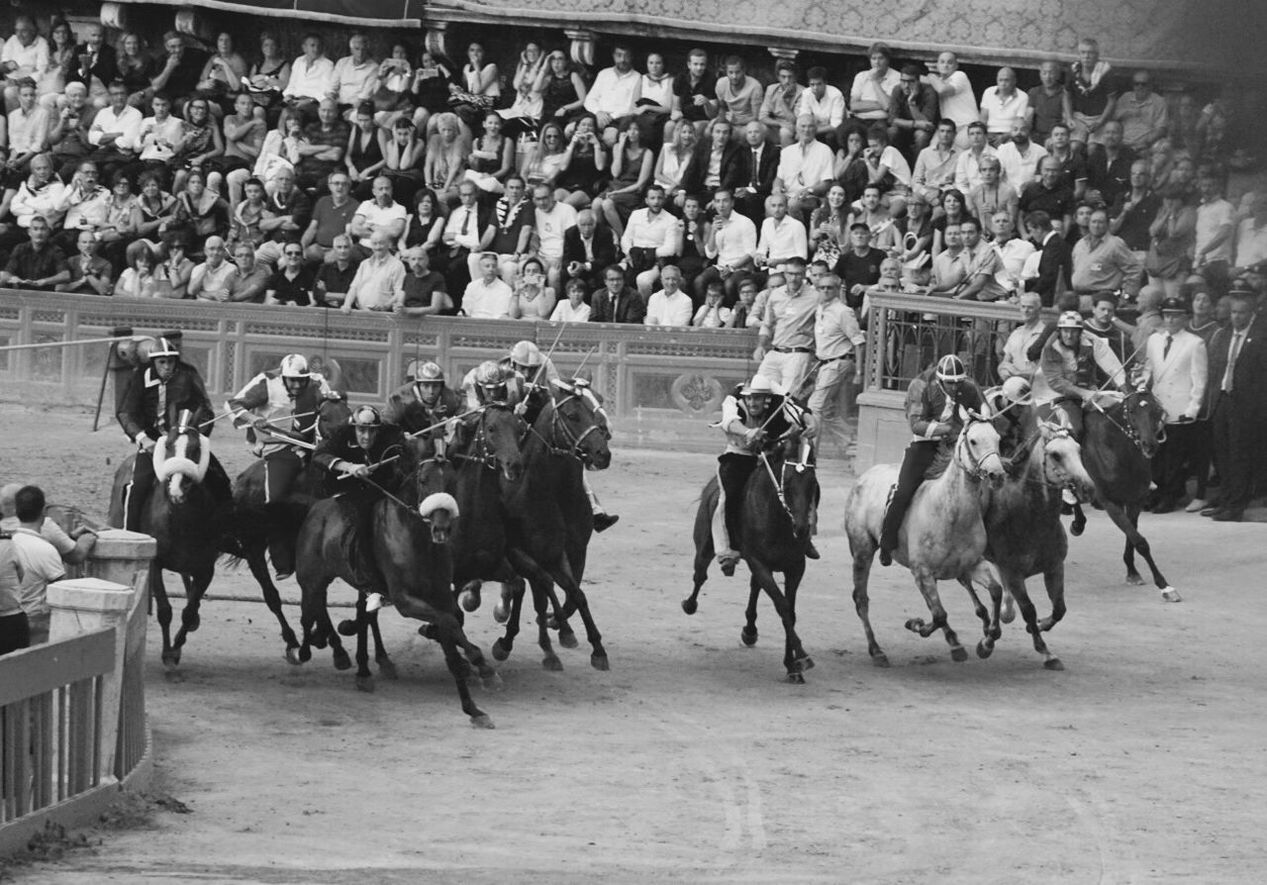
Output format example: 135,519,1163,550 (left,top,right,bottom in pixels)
425,111,470,207
520,122,569,189
653,122,697,211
